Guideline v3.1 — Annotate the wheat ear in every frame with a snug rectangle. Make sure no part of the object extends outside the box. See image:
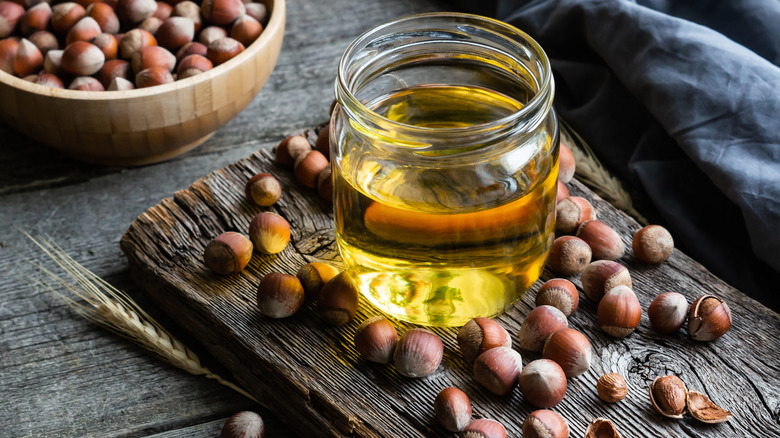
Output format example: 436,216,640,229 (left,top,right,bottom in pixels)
559,118,648,225
25,233,260,405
